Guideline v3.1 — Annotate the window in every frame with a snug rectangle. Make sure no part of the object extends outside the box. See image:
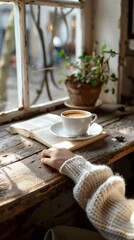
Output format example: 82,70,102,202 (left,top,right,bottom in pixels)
0,3,18,111
0,0,87,124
